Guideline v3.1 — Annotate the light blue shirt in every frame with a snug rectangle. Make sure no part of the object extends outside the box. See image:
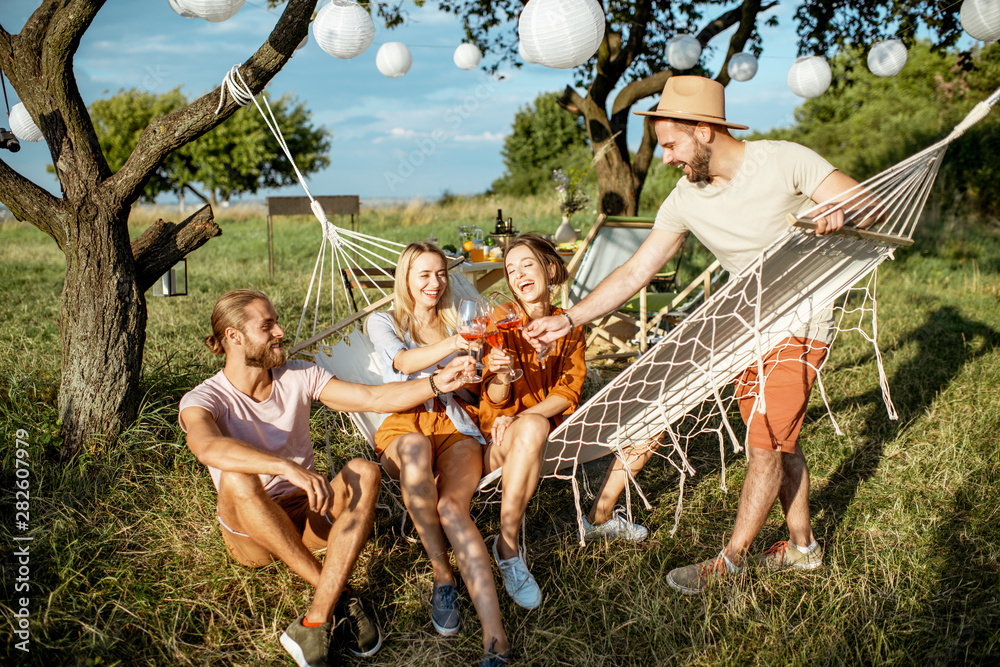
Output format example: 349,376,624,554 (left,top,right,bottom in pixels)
366,311,485,445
